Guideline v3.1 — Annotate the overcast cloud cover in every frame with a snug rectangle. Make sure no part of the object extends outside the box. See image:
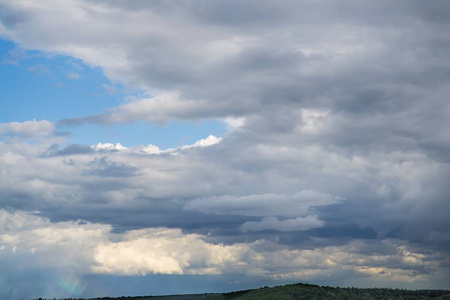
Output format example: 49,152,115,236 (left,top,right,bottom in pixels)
1,0,450,299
